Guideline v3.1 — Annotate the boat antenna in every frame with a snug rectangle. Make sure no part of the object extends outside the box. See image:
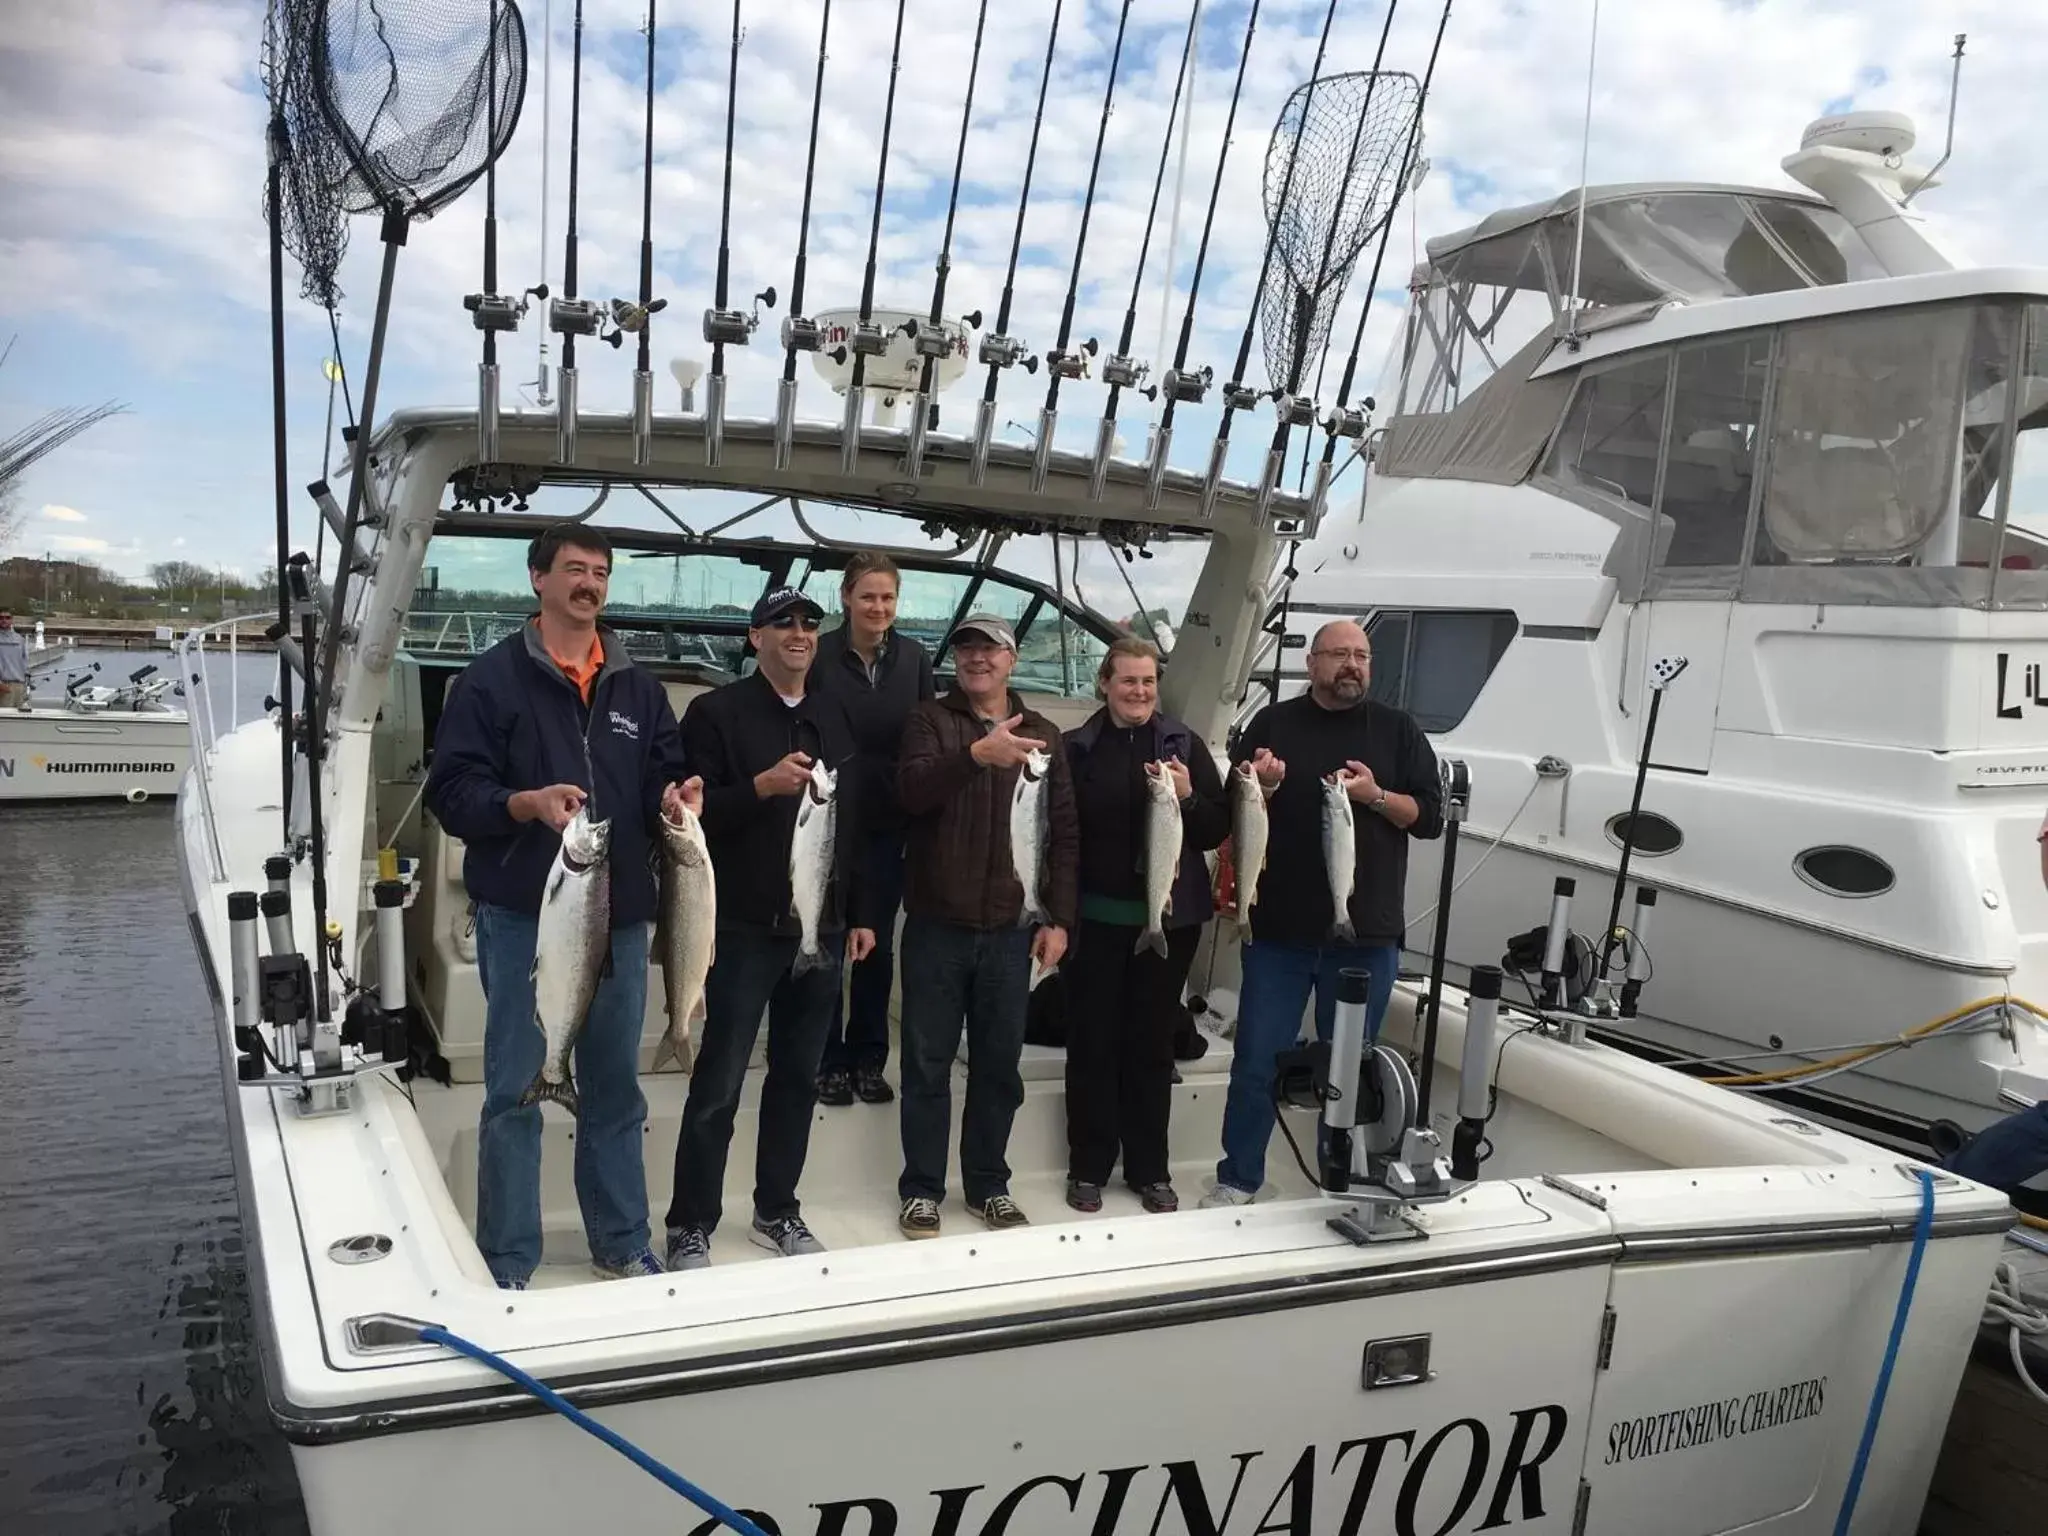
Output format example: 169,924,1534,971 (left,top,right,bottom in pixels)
967,0,1065,487
621,0,669,466
771,0,836,472
1198,0,1342,518
832,0,911,476
1028,0,1136,495
701,0,774,468
1318,0,1452,481
1144,0,1267,511
1901,33,1967,206
1563,0,1600,349
1252,3,1415,525
467,0,548,466
548,0,596,462
1152,2,1202,390
901,0,992,483
1084,0,1202,503
535,0,551,407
